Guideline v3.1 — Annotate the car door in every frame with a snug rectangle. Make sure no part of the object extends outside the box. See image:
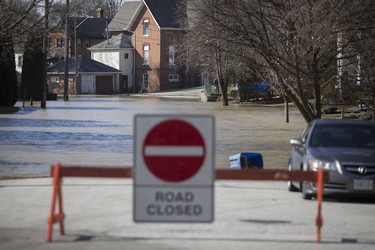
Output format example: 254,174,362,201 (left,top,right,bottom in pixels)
290,124,311,171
